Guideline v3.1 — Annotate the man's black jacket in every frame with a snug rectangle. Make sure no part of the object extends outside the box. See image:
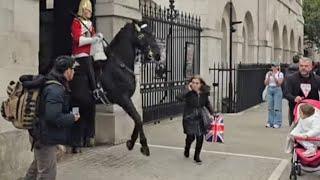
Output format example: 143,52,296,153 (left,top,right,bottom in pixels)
37,73,75,145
